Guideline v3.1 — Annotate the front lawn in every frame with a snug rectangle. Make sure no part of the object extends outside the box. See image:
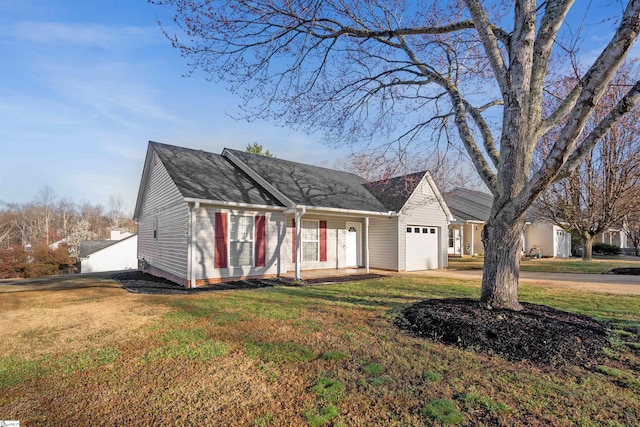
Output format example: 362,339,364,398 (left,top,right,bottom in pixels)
448,255,640,274
1,275,639,426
